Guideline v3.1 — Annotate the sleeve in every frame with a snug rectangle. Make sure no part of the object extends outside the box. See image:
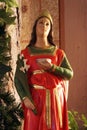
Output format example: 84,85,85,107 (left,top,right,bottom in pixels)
49,50,73,80
14,52,33,102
